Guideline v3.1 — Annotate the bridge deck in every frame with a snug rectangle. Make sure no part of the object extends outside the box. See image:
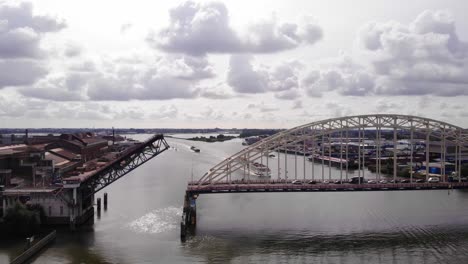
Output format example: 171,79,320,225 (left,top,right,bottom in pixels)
187,182,468,194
